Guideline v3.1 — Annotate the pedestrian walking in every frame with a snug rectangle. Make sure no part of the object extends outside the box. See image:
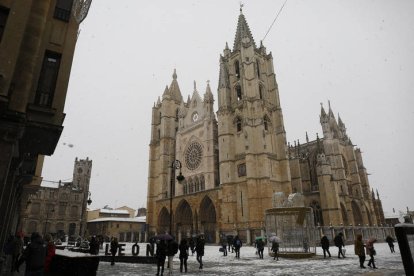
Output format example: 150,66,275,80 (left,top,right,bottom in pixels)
354,234,366,269
366,238,377,269
334,232,345,258
385,235,395,253
178,239,189,273
233,235,242,259
11,234,23,272
227,235,234,253
320,235,331,258
271,240,279,260
255,238,265,259
195,235,205,269
110,237,118,266
17,232,47,275
44,234,56,274
156,240,167,276
89,236,100,255
189,237,195,256
166,238,178,275
220,235,227,256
